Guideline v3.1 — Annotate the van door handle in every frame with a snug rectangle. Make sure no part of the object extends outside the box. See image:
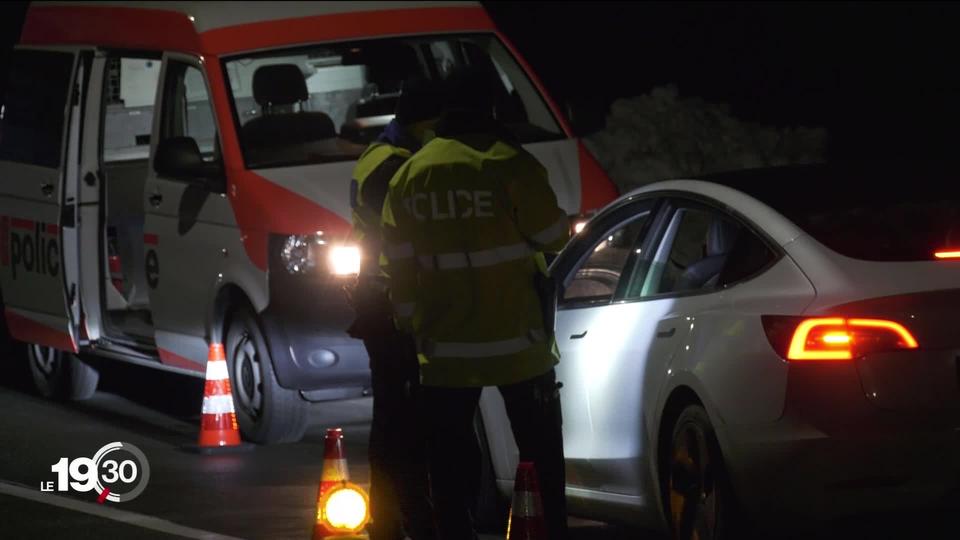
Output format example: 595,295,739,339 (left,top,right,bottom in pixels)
570,330,588,339
41,183,54,198
149,193,163,207
656,328,676,339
